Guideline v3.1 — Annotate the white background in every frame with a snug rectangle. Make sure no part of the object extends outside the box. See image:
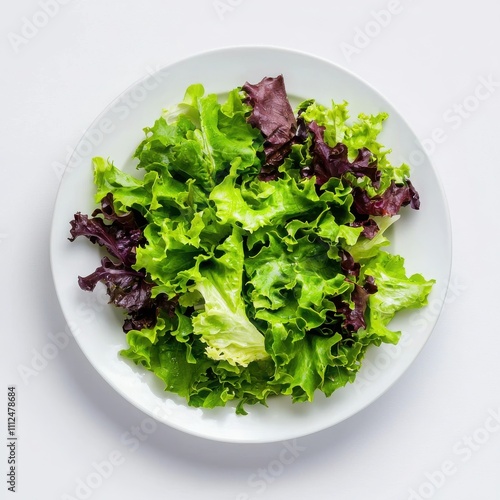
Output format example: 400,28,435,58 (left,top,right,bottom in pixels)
1,1,499,499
